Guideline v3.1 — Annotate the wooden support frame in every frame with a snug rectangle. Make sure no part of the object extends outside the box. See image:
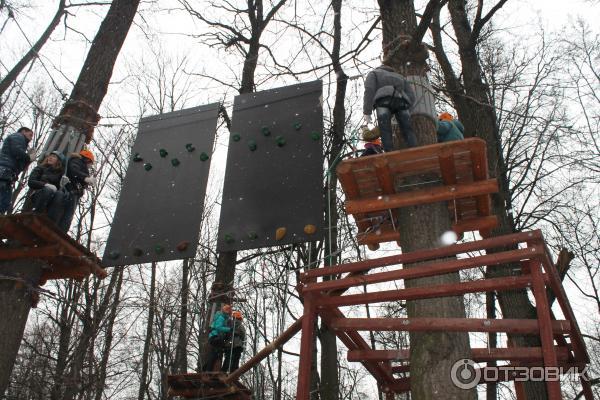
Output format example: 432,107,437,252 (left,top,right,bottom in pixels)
0,214,106,282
